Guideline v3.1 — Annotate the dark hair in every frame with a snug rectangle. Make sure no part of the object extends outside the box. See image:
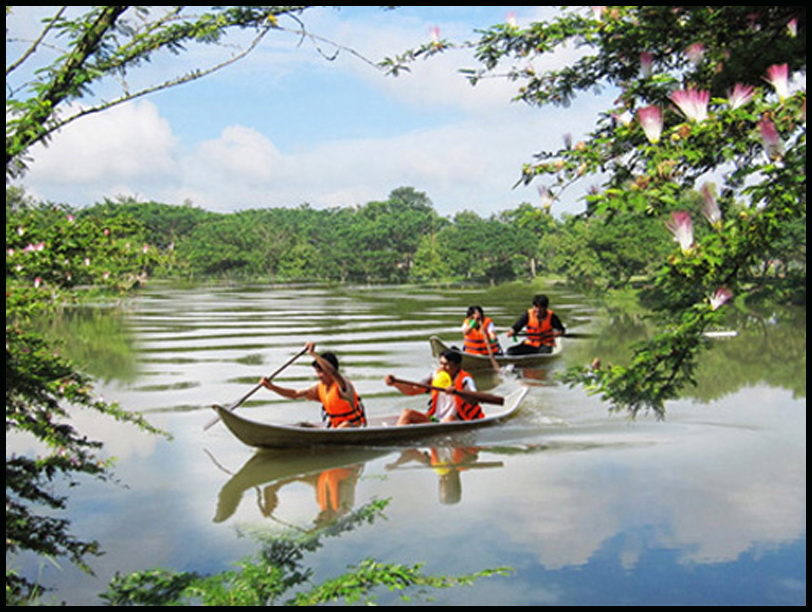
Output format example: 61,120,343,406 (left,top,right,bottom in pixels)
466,305,484,318
532,294,549,308
439,349,462,365
313,351,339,371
